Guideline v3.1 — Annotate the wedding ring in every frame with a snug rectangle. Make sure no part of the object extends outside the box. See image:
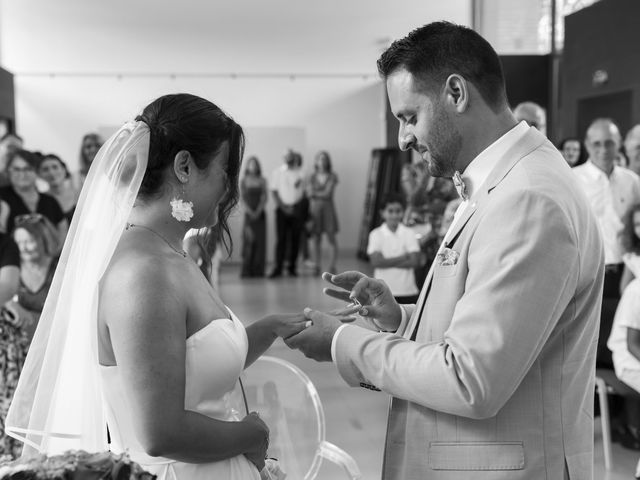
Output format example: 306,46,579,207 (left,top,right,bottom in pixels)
305,320,312,328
